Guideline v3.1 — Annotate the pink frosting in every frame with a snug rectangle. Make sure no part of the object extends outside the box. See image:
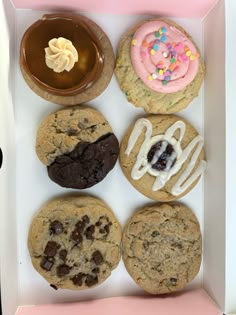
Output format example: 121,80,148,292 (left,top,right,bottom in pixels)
130,21,199,93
